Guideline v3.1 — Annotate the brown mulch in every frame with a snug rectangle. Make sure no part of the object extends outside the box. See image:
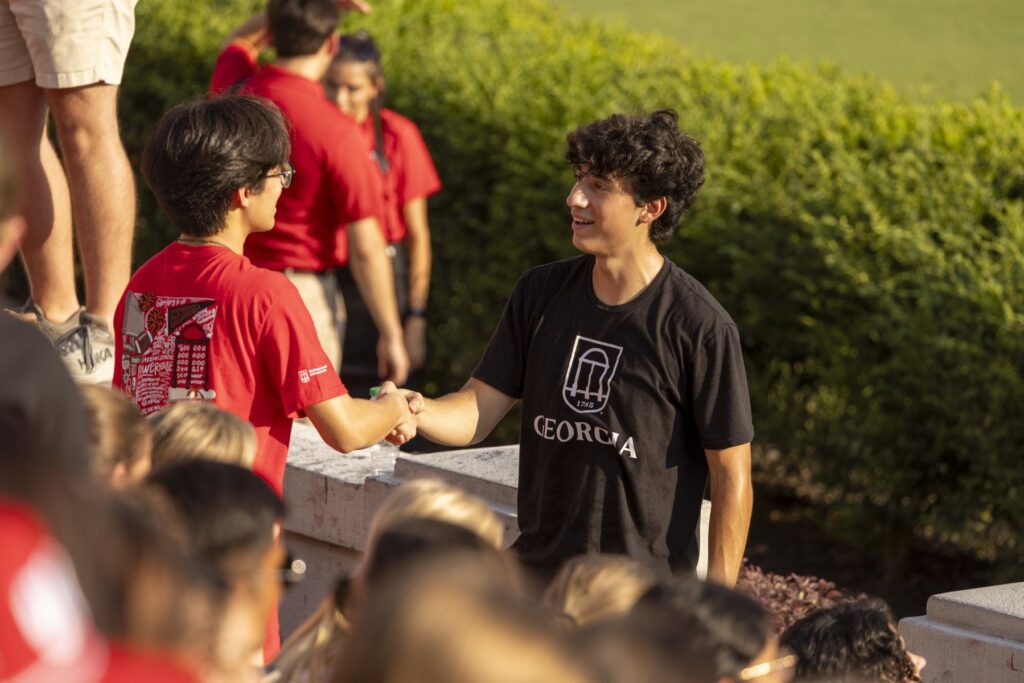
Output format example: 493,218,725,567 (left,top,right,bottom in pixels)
737,559,871,633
